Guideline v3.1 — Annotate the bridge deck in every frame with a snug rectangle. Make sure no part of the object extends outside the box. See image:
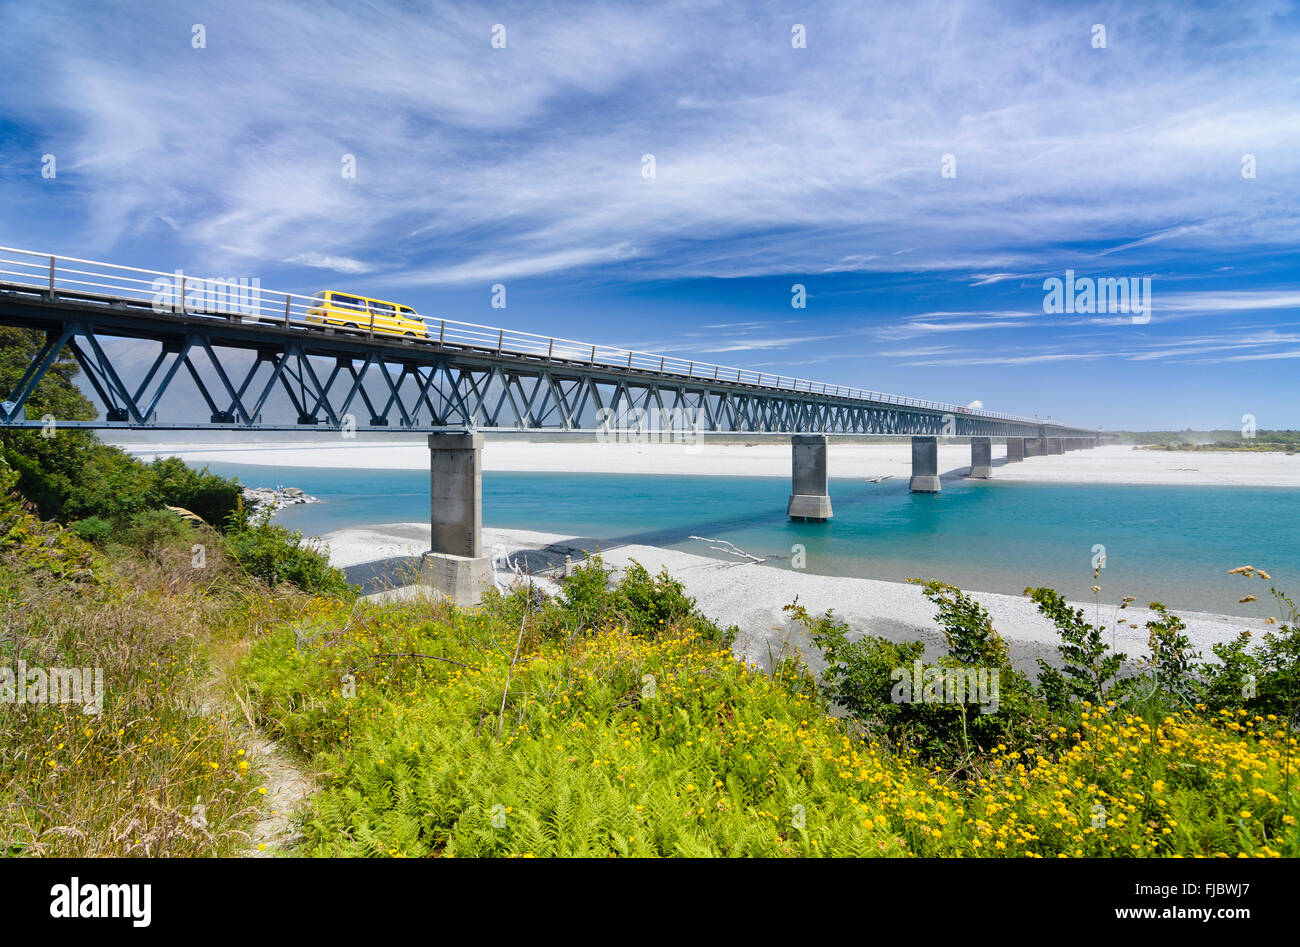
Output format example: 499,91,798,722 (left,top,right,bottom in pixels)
0,248,1096,438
